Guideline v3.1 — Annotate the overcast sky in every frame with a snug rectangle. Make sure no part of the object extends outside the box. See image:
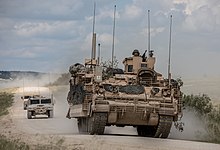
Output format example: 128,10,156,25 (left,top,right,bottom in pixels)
0,0,220,78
